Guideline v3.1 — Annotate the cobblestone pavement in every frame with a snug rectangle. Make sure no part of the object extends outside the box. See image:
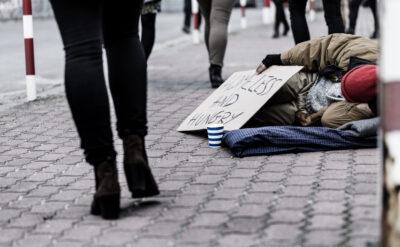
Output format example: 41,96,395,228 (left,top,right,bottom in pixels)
0,14,380,247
